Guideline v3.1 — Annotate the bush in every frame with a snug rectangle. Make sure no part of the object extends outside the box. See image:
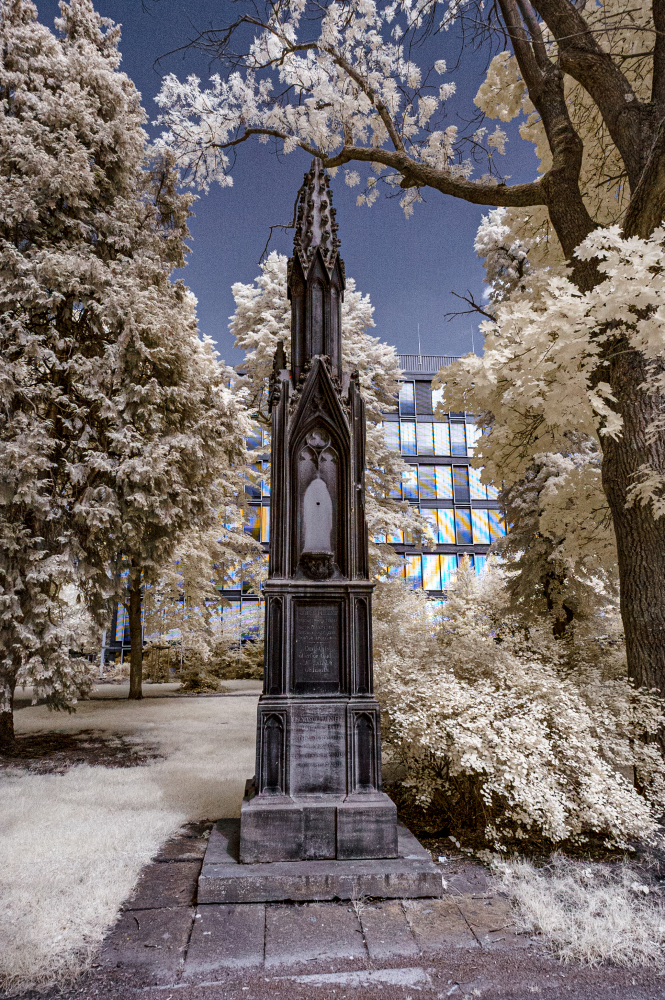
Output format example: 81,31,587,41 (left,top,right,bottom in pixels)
178,639,264,692
373,562,665,850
